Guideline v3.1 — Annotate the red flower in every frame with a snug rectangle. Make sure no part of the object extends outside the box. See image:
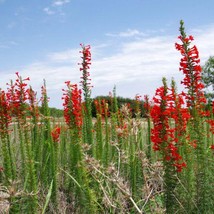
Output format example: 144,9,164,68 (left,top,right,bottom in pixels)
62,82,82,131
51,126,61,143
6,73,30,118
175,23,207,112
173,162,187,172
151,79,188,172
210,145,214,150
79,44,93,100
0,89,12,134
207,119,214,134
